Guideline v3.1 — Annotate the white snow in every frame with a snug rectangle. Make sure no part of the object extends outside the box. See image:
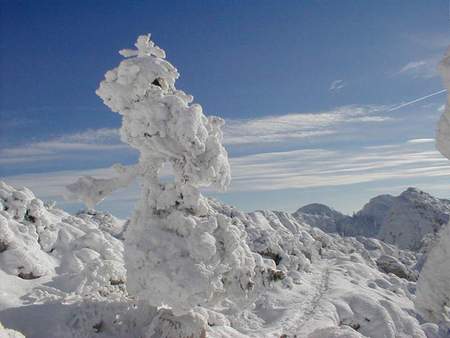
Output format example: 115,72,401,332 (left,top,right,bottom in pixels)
2,180,450,337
